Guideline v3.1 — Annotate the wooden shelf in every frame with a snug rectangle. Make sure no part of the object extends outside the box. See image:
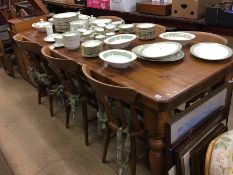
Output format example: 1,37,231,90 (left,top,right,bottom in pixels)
43,0,85,8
